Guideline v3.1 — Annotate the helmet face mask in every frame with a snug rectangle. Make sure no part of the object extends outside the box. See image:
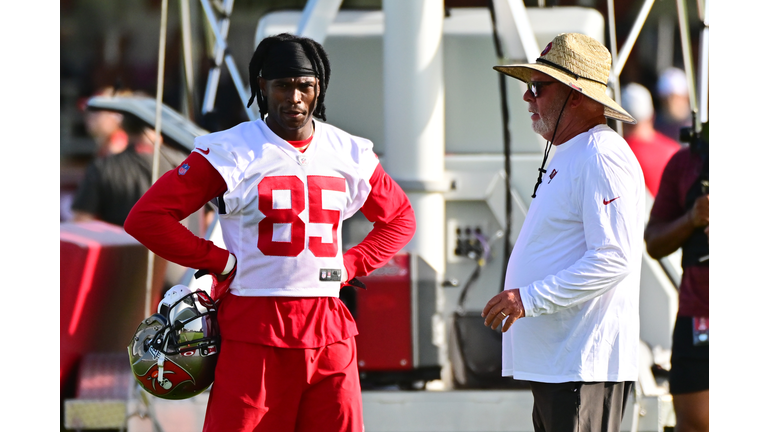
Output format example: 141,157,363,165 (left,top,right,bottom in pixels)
128,288,220,400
